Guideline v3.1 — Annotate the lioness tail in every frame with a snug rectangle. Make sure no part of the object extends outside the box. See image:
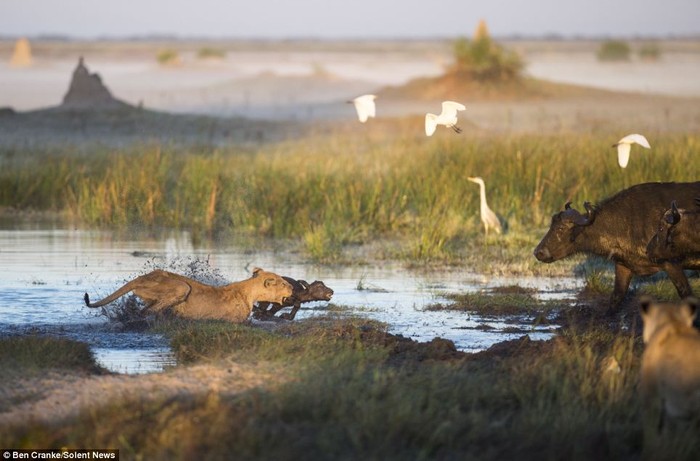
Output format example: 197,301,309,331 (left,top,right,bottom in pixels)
83,280,136,308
